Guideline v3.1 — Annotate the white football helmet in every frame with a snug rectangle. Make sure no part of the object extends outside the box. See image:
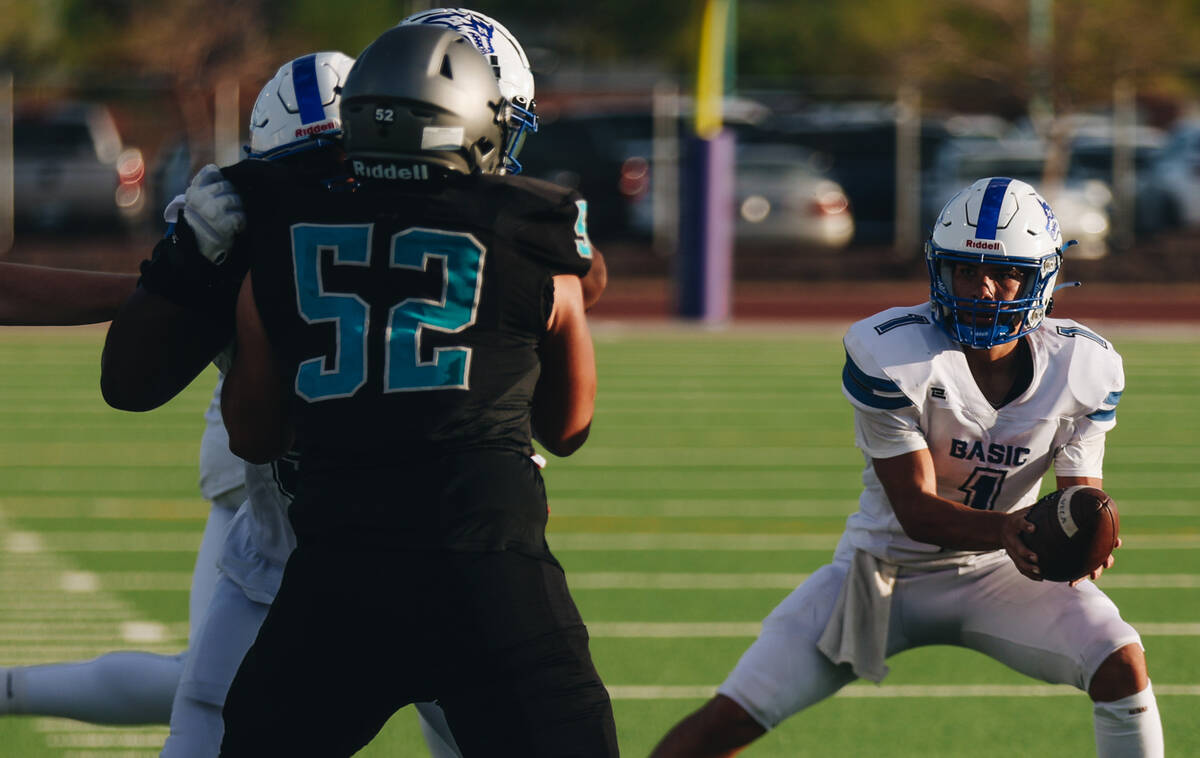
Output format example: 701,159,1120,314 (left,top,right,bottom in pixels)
247,51,356,160
926,176,1068,349
398,8,537,173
